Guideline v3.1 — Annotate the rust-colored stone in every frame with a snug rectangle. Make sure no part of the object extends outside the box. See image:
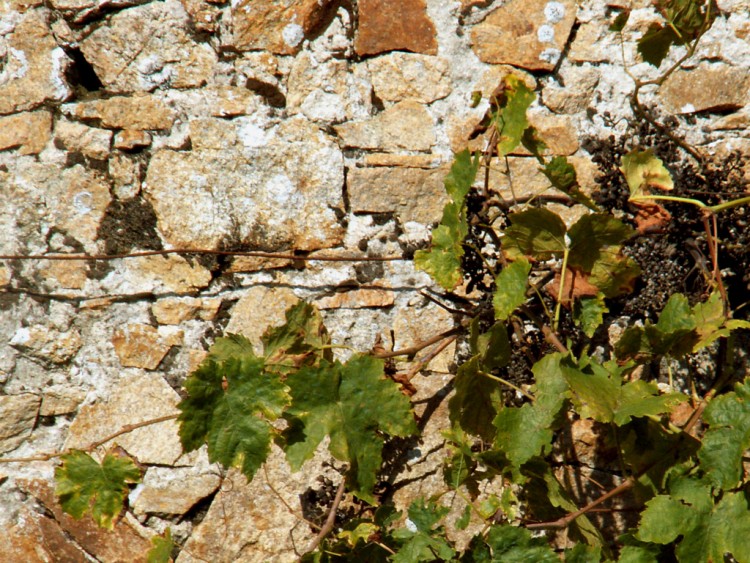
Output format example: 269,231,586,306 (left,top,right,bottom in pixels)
355,0,438,56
